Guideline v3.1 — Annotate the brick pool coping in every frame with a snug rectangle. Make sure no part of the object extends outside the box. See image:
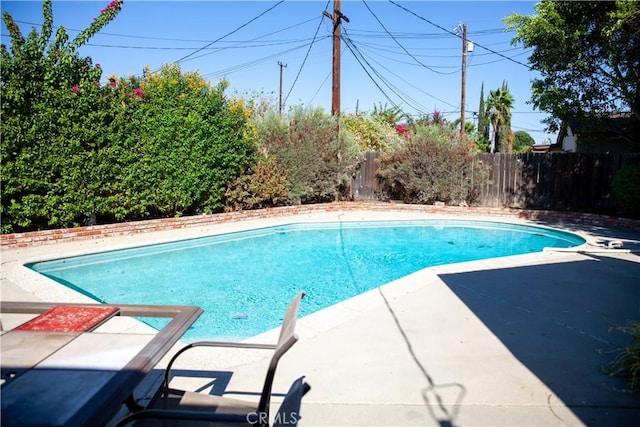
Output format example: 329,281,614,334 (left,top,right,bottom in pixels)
2,202,639,249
